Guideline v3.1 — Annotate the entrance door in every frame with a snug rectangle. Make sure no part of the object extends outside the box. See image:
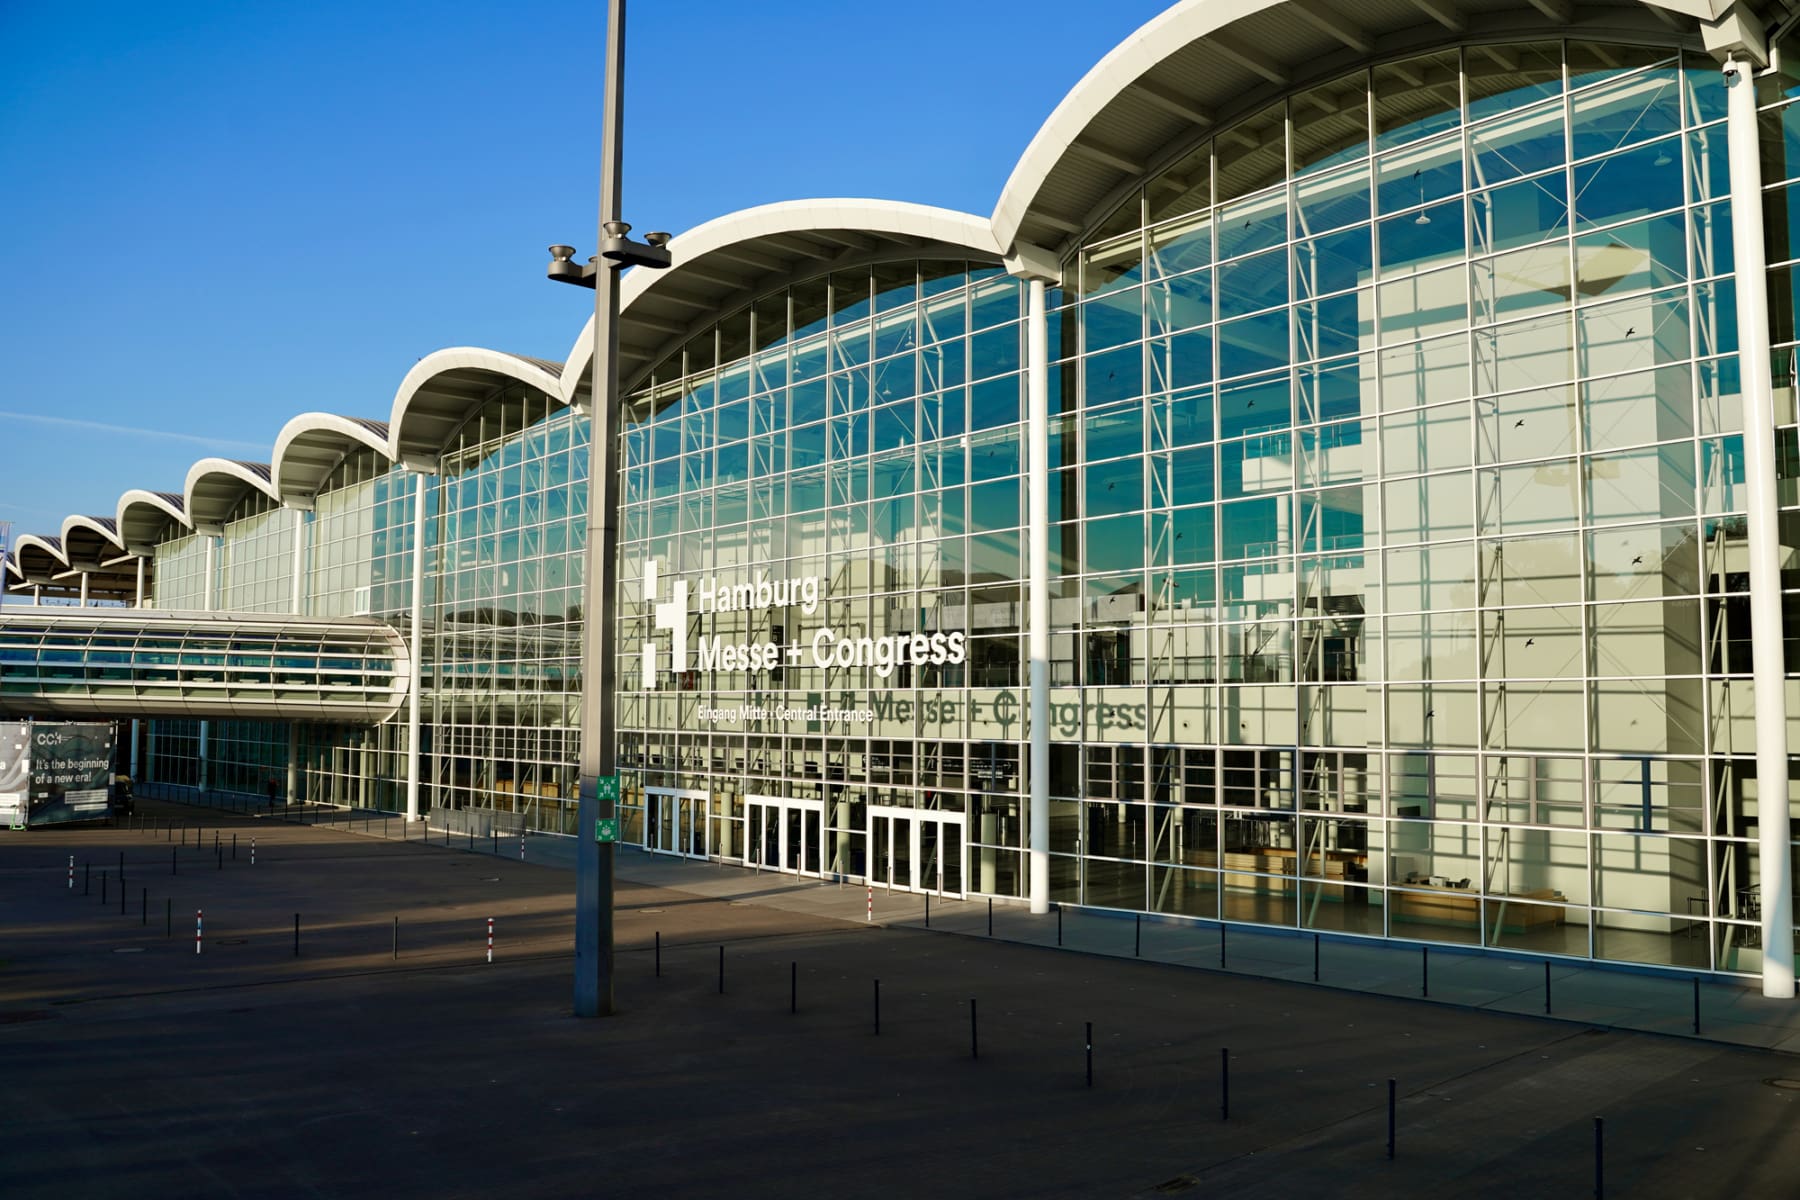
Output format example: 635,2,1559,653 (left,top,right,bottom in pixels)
644,787,709,859
867,805,966,897
745,795,826,879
